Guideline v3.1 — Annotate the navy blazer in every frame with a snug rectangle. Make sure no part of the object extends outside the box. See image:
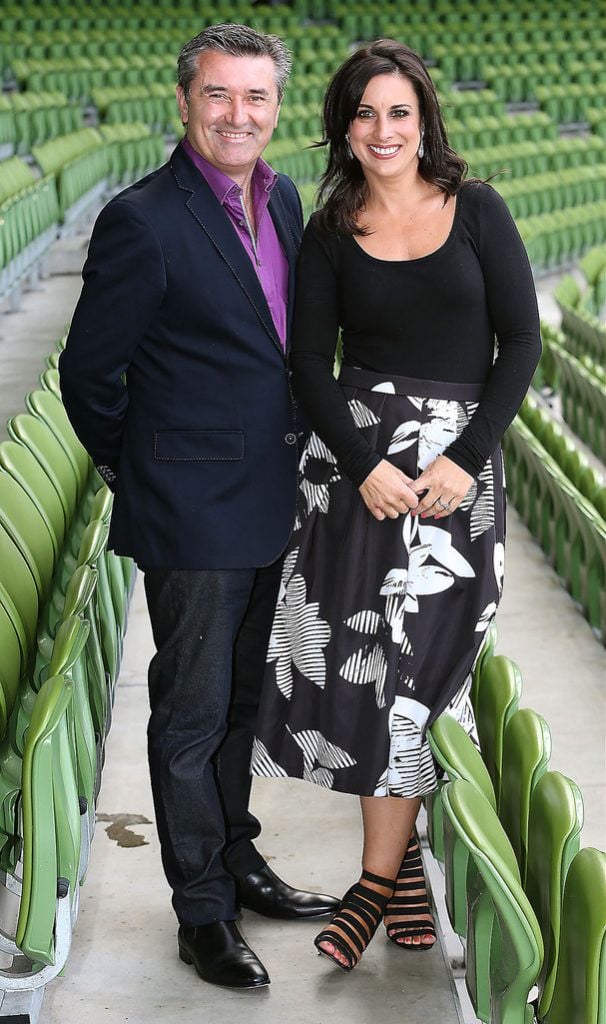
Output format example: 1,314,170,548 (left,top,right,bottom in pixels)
60,142,304,569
